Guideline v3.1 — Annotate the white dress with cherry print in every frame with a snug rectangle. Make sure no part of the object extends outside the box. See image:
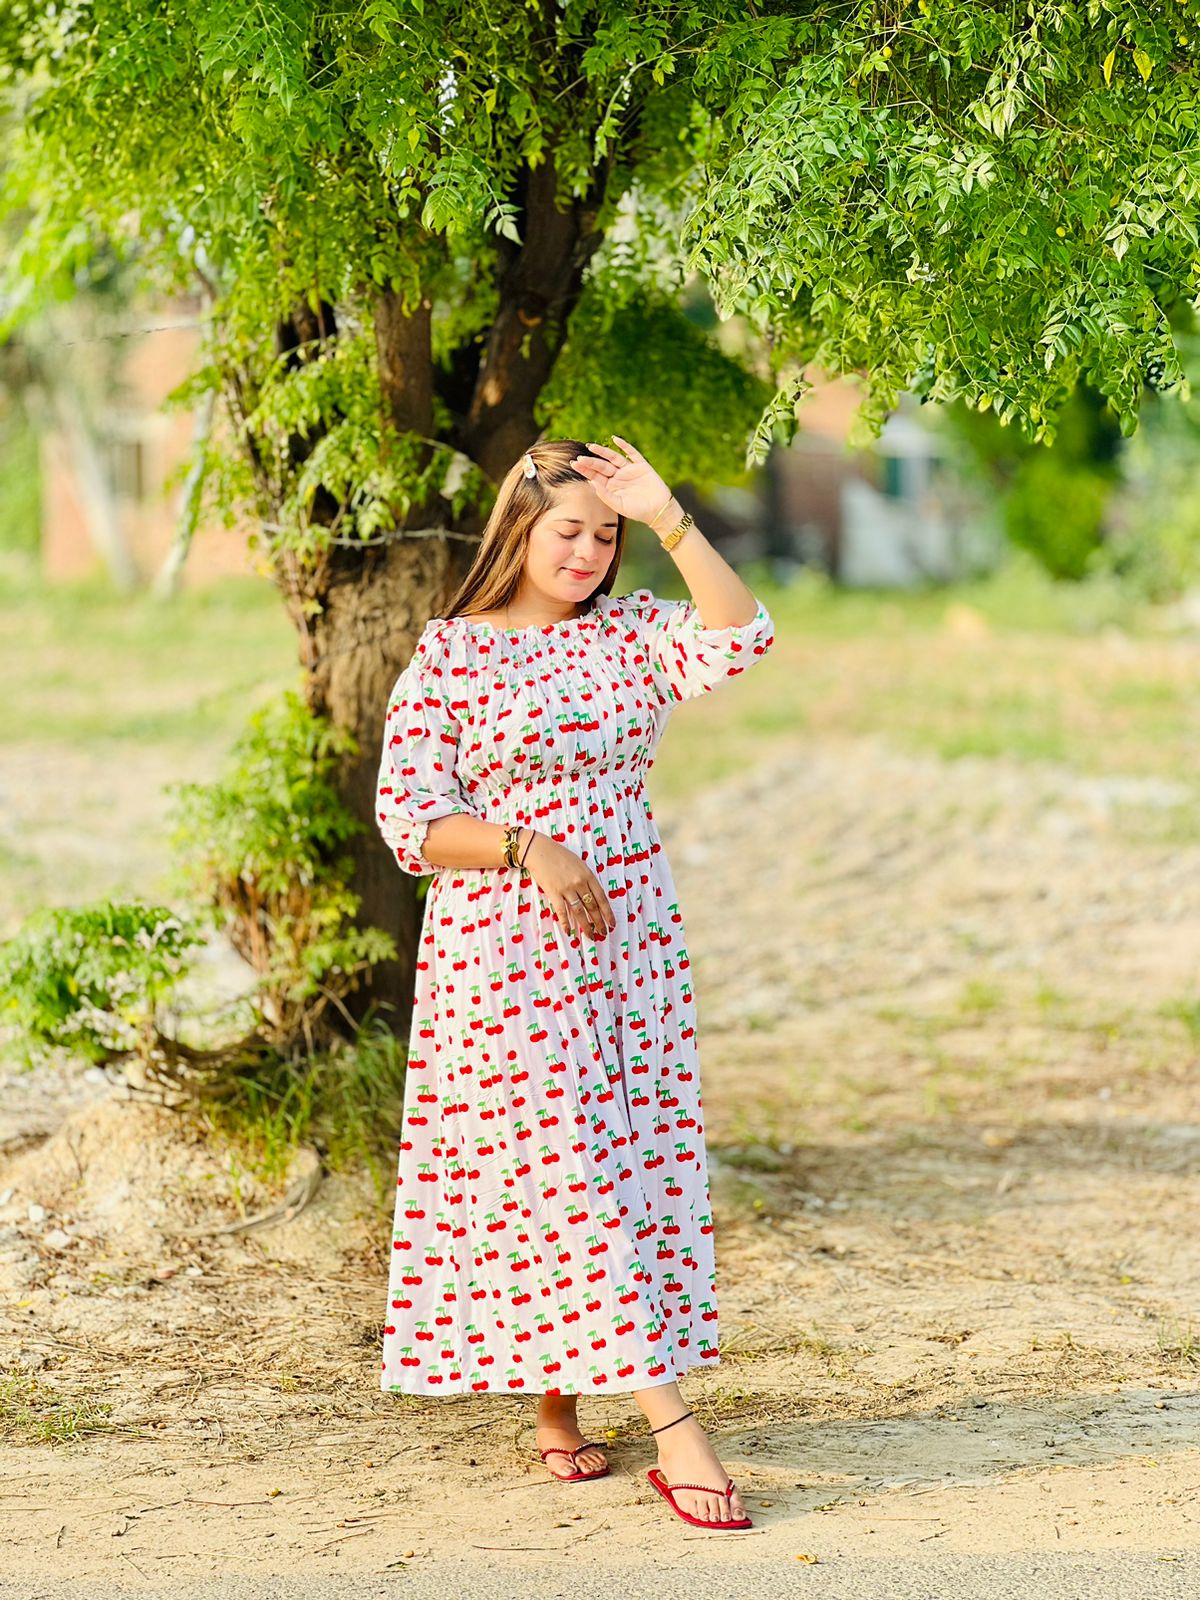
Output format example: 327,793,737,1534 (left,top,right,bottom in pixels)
375,585,775,1395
